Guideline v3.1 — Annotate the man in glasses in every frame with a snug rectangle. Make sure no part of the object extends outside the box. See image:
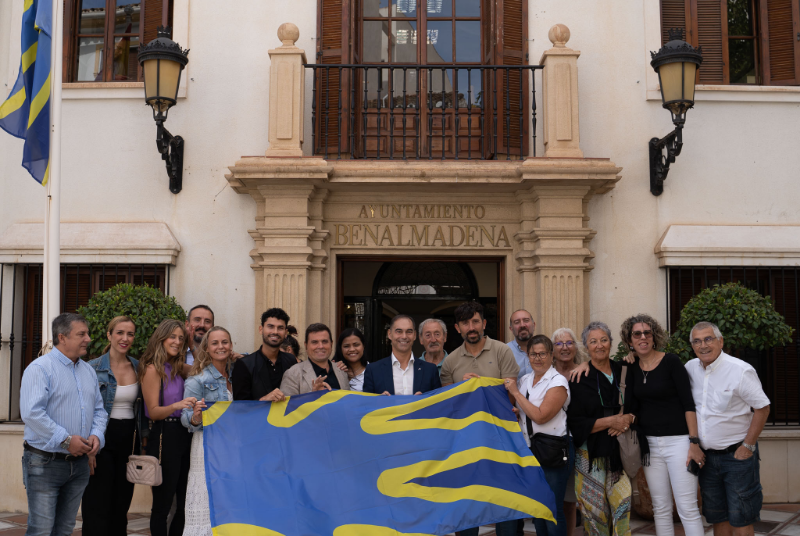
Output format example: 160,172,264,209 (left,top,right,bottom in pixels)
507,309,535,380
685,321,770,536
